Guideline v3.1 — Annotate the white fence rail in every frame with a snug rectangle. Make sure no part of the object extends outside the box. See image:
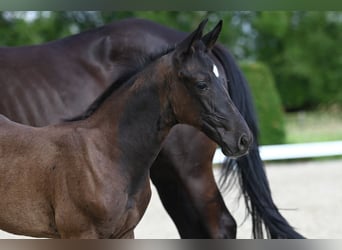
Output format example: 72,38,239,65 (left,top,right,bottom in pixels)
213,140,342,164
